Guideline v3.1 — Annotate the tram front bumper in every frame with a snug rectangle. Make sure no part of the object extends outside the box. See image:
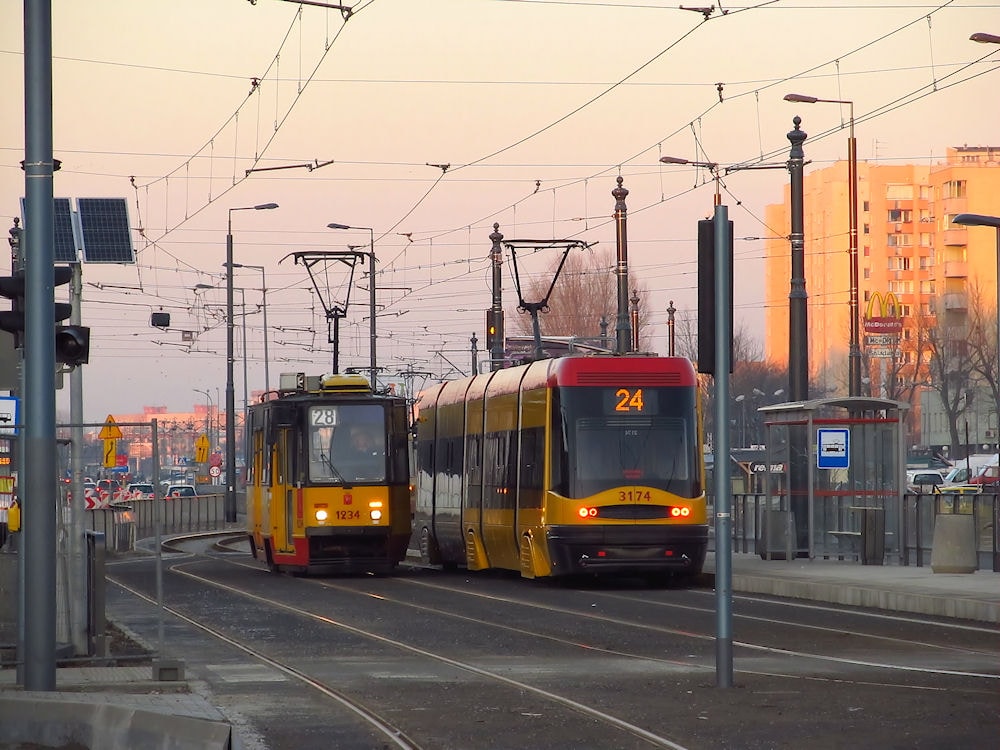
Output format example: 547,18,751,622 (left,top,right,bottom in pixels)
545,524,709,575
